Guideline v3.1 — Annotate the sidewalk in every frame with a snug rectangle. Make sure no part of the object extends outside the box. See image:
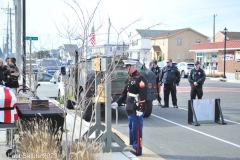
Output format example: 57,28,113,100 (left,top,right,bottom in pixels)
204,70,240,83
